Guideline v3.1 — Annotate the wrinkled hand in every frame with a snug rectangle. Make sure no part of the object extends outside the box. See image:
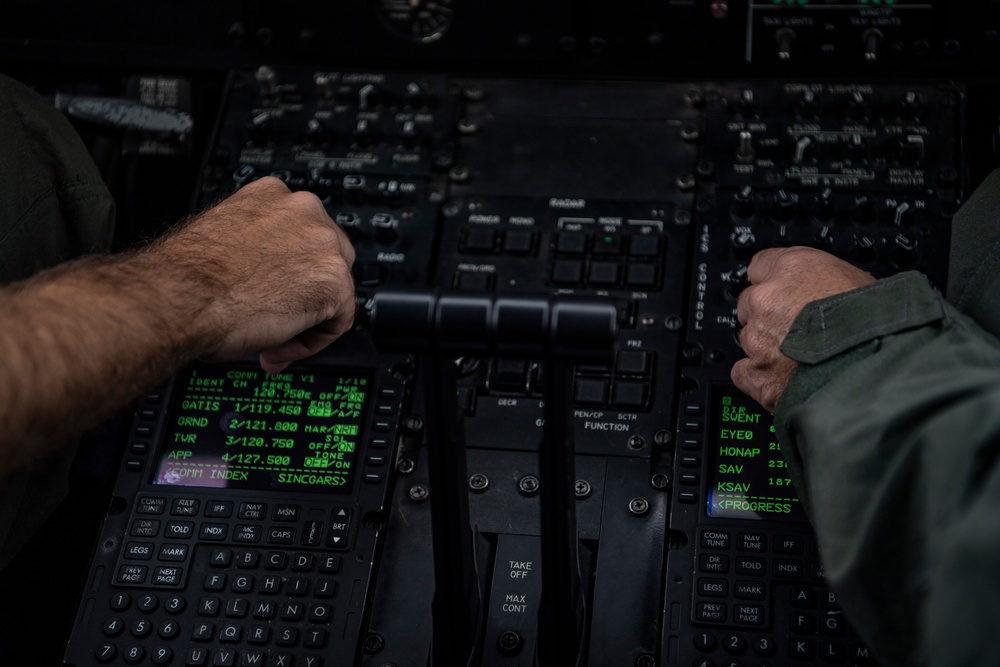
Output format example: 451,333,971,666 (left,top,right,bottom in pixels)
731,246,874,412
154,177,357,373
